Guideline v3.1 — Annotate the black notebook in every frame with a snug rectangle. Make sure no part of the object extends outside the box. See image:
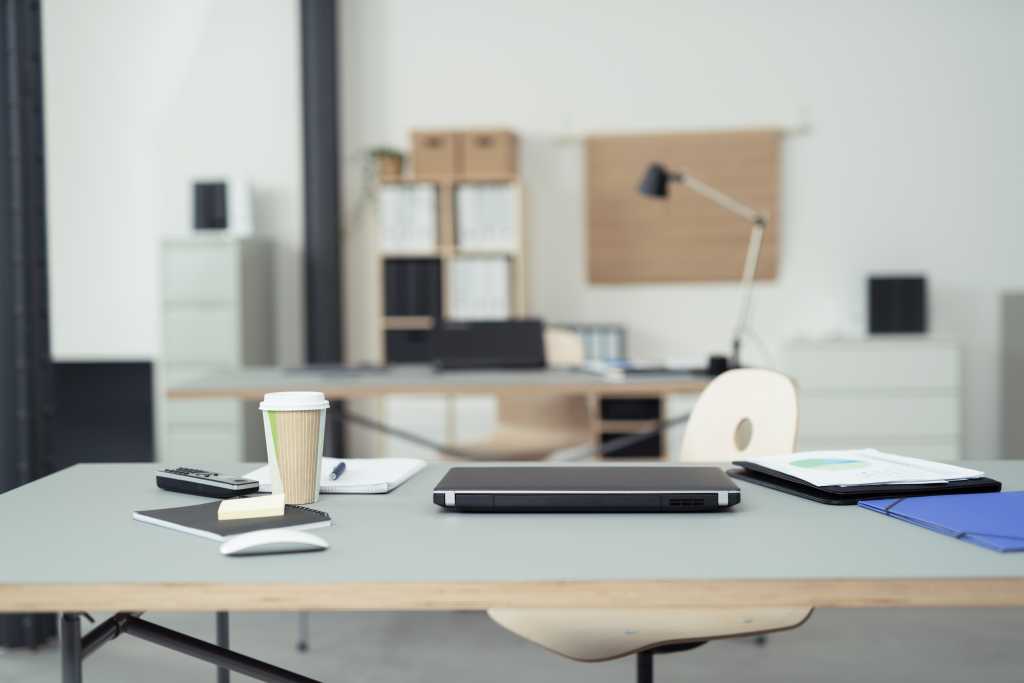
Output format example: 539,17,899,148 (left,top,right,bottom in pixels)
133,501,332,541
